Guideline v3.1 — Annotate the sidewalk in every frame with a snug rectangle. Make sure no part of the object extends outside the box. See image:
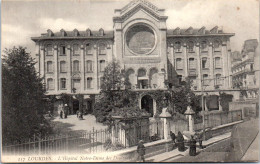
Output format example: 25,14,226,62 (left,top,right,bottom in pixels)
146,132,231,162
